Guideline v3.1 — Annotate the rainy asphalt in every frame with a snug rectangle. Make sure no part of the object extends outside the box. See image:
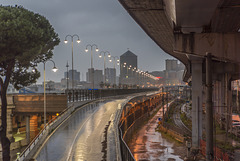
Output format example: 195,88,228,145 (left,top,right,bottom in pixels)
35,98,127,161
128,105,185,161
